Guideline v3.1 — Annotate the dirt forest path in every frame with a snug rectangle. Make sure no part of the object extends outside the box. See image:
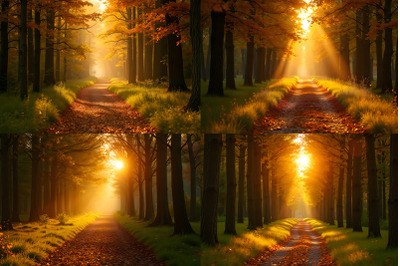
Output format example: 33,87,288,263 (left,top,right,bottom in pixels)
38,215,164,266
247,219,335,265
45,79,156,133
252,79,366,133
